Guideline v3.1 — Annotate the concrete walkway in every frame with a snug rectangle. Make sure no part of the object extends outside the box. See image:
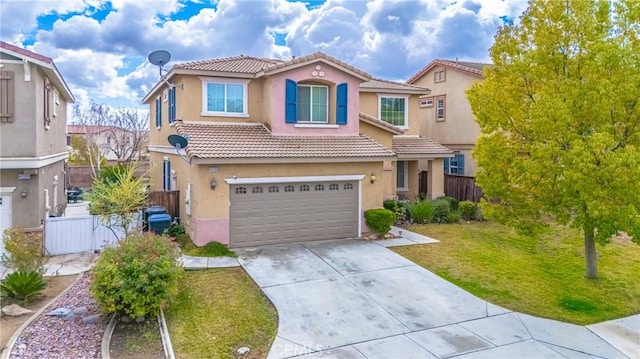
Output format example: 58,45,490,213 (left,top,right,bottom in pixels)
3,228,636,358
236,236,638,359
